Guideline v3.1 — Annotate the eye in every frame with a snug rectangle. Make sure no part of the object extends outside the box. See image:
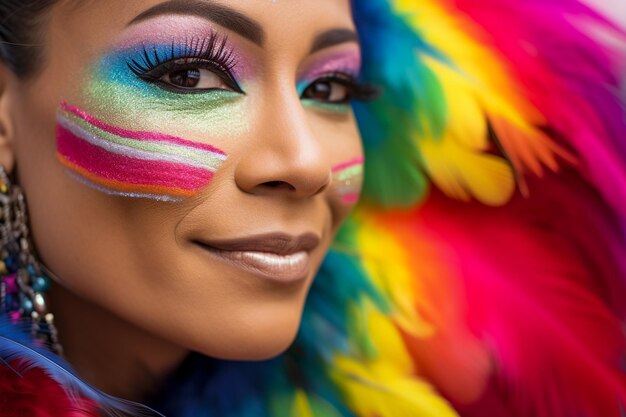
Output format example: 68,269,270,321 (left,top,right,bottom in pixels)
126,36,244,95
162,67,228,90
302,79,350,104
300,73,380,105
131,58,242,94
